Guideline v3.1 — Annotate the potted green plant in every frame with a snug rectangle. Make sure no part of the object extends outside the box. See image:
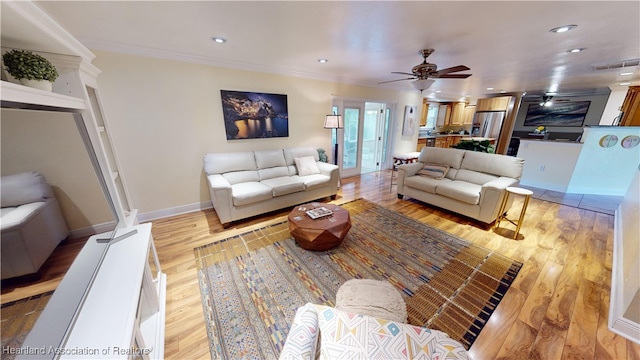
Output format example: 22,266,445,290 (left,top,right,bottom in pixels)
2,49,59,91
